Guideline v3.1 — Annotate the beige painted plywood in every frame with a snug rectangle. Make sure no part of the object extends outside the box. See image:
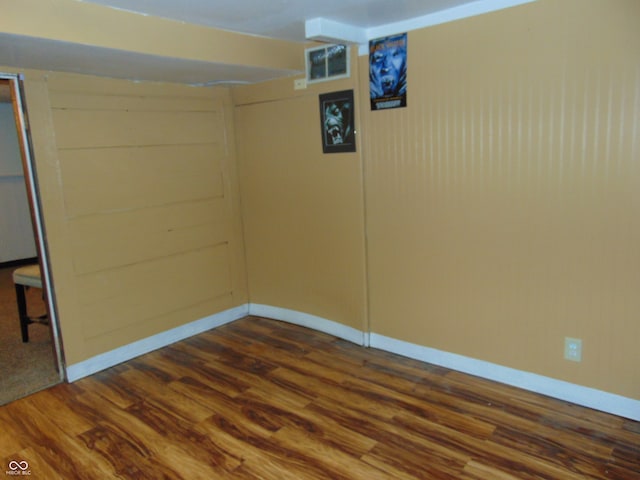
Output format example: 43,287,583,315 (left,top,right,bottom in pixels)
83,292,235,356
360,0,640,399
68,197,229,274
19,71,246,365
58,145,224,218
51,109,222,149
76,243,231,339
235,80,367,332
49,92,220,112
